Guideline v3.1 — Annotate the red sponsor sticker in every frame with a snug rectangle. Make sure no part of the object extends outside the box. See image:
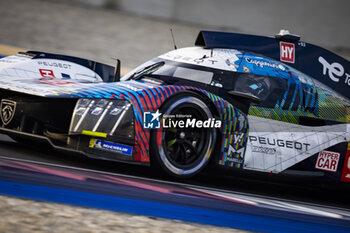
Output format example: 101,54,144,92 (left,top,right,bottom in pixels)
315,150,340,172
39,69,55,78
341,143,350,182
280,42,295,63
